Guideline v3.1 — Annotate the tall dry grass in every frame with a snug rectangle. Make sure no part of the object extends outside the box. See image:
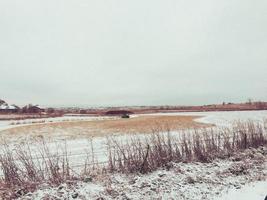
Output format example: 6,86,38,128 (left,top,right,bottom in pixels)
107,120,267,173
0,138,101,198
0,120,266,197
0,141,77,198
